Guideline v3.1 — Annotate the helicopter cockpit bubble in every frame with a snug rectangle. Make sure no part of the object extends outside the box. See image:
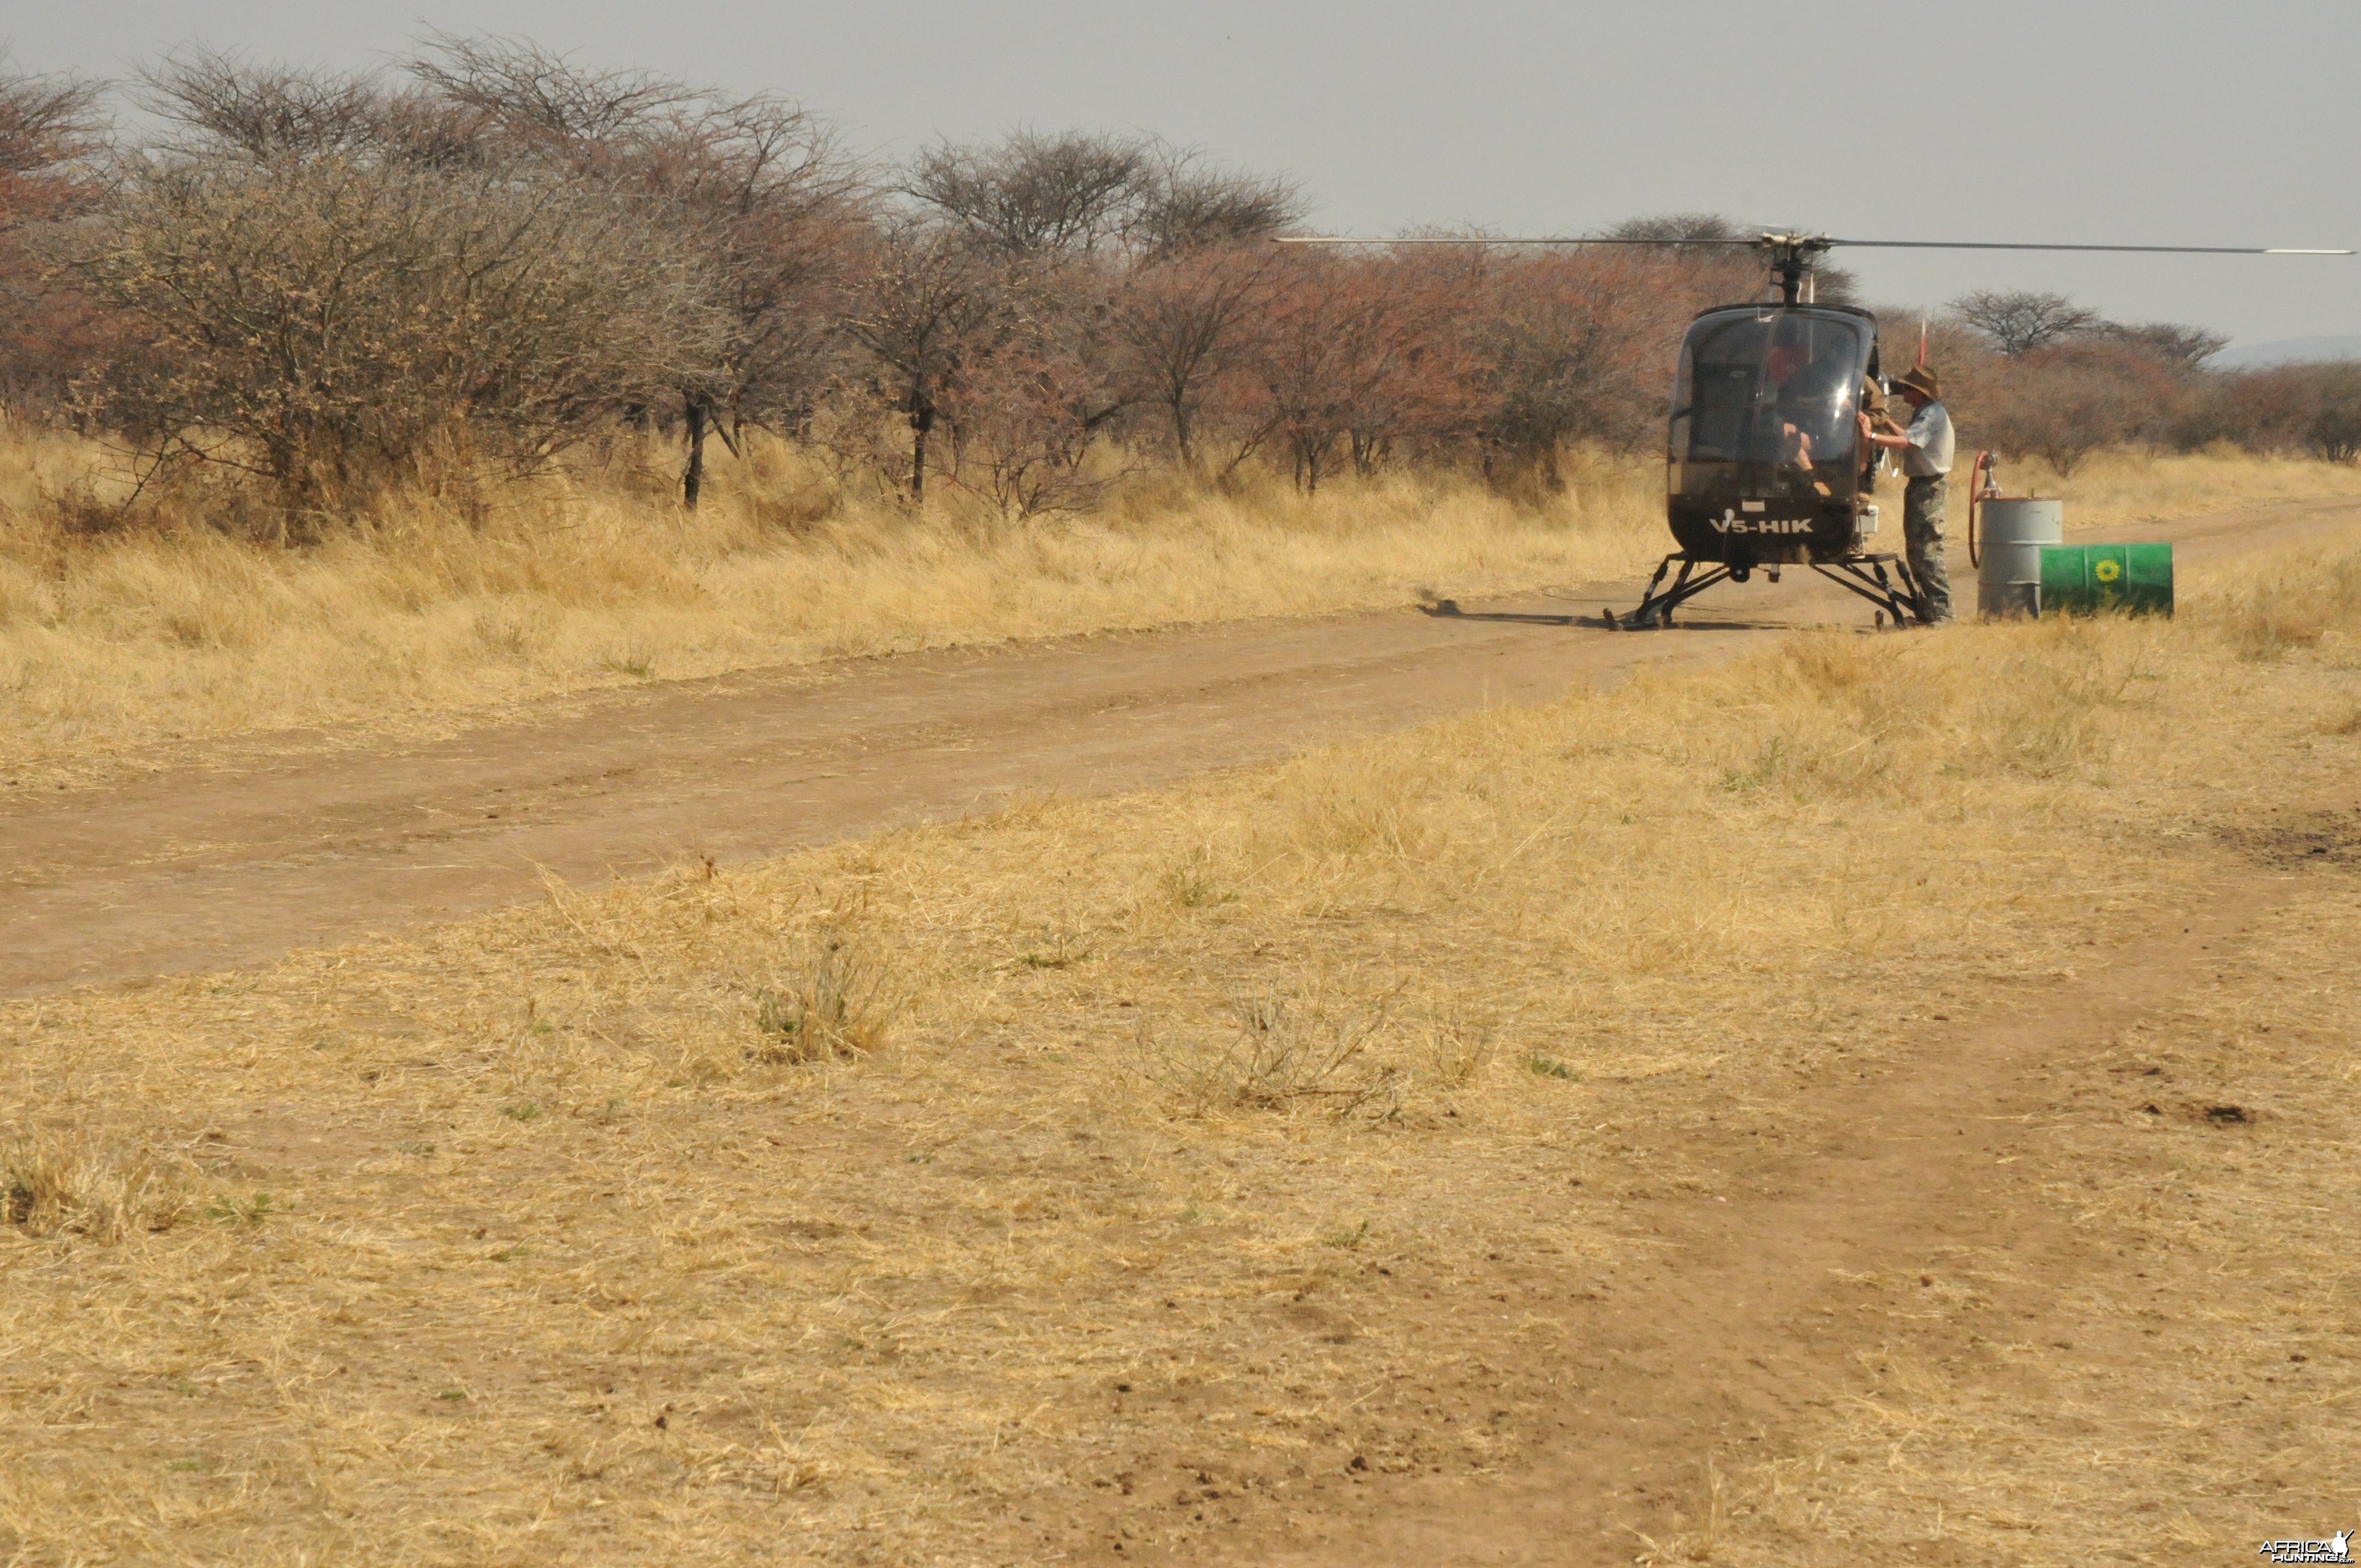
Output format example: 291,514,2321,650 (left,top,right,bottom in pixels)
1666,303,1878,565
